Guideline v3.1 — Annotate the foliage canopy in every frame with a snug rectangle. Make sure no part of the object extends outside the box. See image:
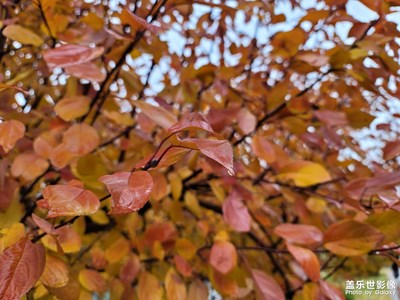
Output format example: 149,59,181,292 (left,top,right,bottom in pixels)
1,0,400,299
